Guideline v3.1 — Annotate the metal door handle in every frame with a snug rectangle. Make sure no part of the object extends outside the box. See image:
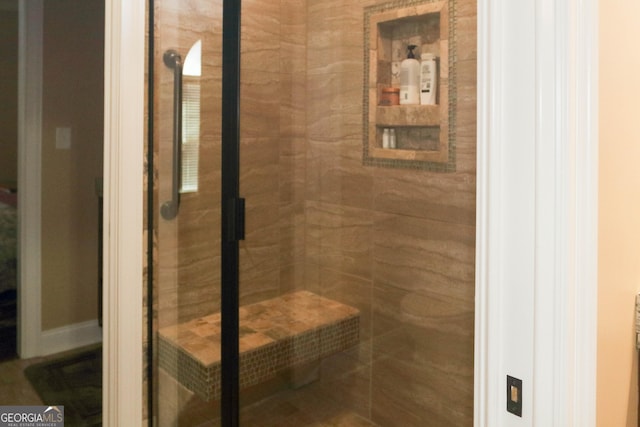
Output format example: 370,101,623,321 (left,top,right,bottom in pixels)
161,49,183,220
